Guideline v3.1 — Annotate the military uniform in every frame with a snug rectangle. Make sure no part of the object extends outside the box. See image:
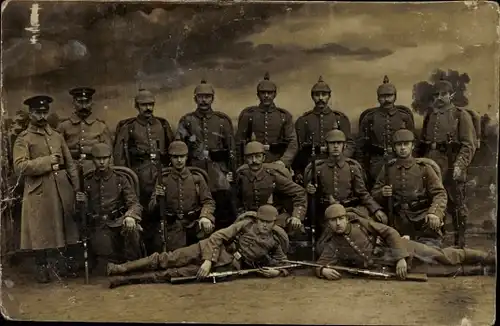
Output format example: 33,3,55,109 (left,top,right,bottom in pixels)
418,80,477,247
82,144,143,264
57,87,113,174
315,204,494,279
356,76,415,187
149,141,216,251
13,96,80,282
107,205,291,280
371,129,448,247
236,73,298,166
